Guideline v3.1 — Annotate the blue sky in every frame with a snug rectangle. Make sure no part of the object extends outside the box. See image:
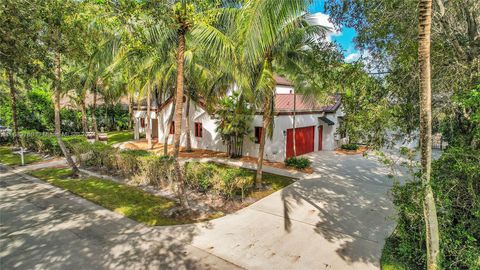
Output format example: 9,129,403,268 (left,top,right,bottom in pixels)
308,1,359,61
